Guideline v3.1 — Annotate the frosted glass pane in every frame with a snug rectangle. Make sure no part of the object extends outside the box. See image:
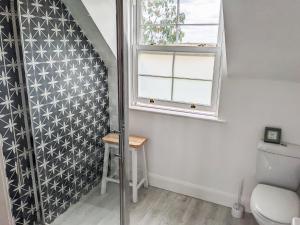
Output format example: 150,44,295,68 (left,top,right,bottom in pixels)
174,54,215,80
179,25,219,44
173,79,212,105
138,53,173,76
138,76,172,100
180,0,221,24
